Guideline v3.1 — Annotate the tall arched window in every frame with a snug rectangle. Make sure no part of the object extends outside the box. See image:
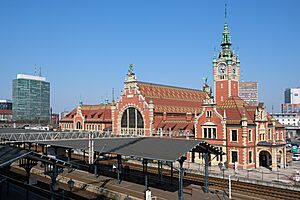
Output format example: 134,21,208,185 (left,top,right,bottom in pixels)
76,121,82,129
121,107,144,129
